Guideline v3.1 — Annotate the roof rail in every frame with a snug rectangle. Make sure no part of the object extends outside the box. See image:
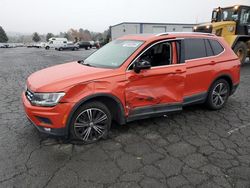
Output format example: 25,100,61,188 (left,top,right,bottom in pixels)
155,32,215,37
155,32,169,36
